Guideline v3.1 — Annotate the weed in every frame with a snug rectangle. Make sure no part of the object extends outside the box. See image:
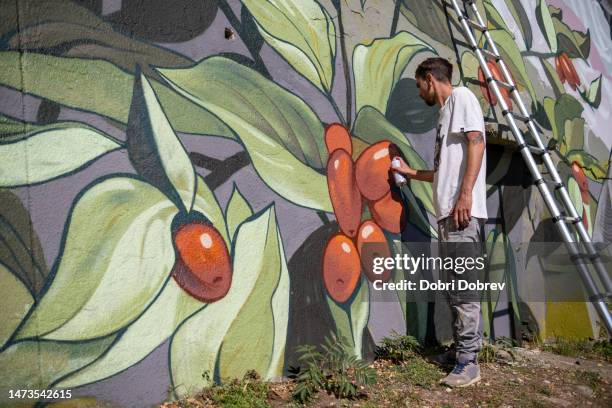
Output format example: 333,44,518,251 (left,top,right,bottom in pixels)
541,337,612,362
199,370,270,408
394,357,444,388
375,331,421,363
574,370,603,393
292,333,377,403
